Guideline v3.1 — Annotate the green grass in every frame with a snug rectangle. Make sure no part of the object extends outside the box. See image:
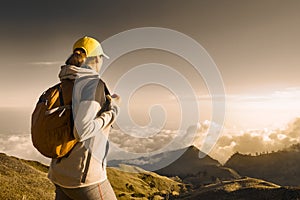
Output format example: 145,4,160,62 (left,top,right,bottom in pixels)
0,153,55,200
107,165,186,199
0,154,187,200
